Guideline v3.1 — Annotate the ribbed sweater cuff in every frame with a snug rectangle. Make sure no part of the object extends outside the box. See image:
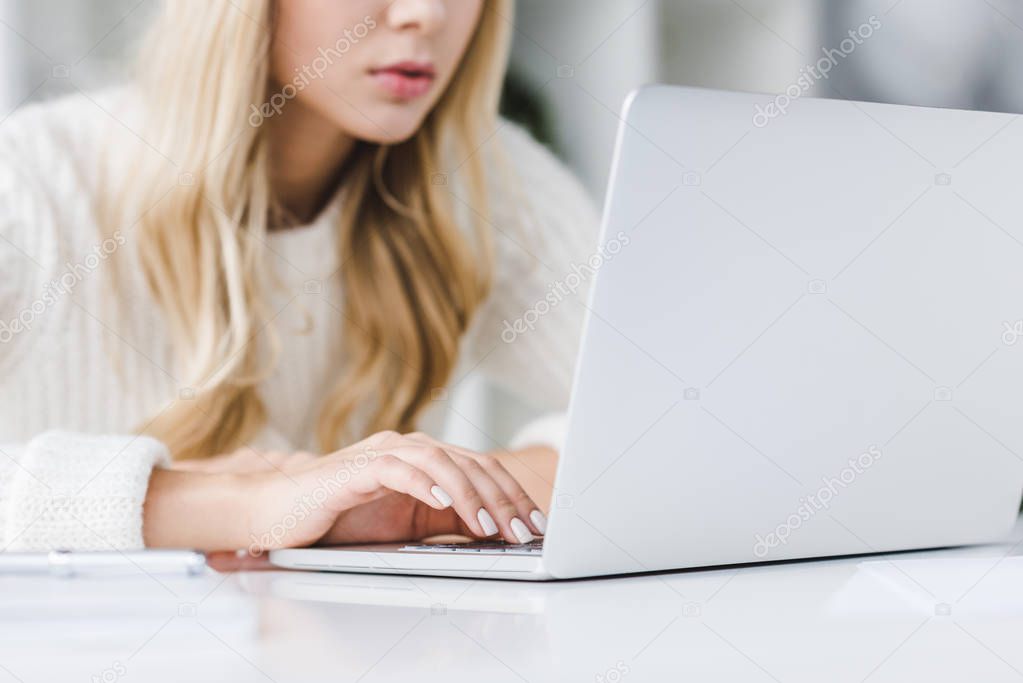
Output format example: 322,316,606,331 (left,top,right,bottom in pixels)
3,431,169,551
